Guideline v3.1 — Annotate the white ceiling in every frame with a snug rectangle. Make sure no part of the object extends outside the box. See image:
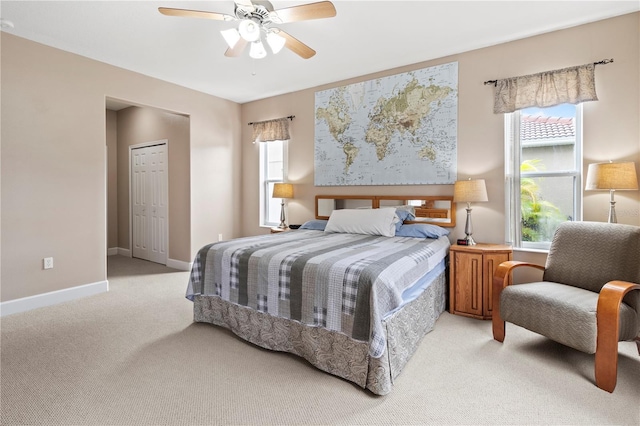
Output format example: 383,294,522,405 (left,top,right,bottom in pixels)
1,1,638,104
